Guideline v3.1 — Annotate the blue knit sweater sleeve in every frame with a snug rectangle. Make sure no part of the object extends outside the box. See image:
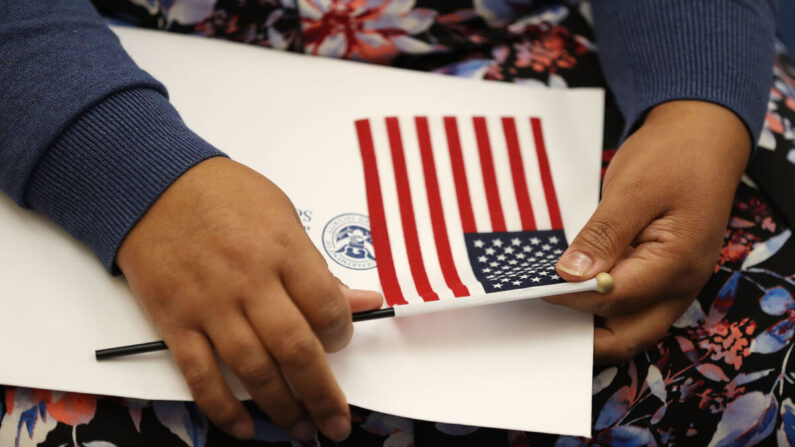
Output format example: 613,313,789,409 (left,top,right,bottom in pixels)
0,0,225,272
591,0,777,143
